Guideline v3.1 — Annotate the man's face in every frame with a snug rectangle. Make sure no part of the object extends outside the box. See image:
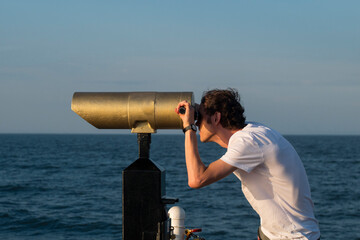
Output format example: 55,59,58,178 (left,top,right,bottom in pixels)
196,105,216,143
